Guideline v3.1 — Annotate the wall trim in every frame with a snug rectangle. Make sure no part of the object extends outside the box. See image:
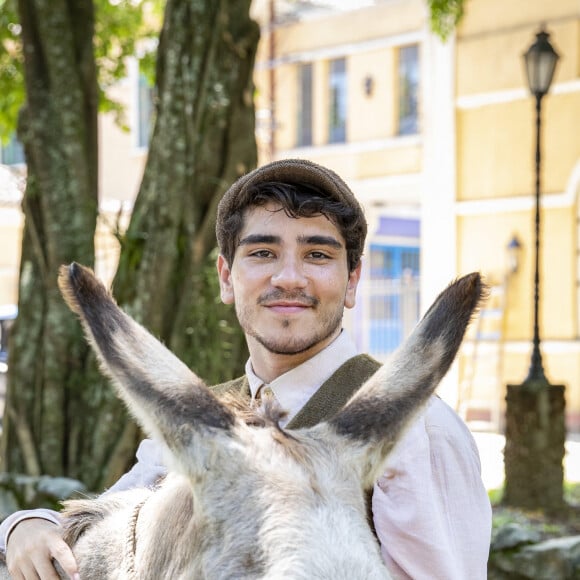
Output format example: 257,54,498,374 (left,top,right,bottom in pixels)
276,134,422,158
256,30,425,69
456,159,580,215
456,79,580,111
